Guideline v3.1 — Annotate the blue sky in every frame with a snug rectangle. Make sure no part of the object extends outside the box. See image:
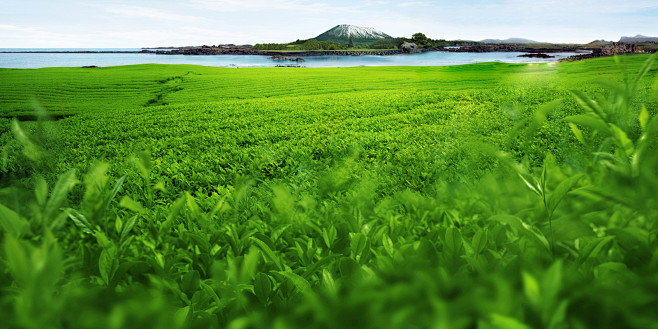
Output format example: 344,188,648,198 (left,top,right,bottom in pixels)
1,0,657,47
